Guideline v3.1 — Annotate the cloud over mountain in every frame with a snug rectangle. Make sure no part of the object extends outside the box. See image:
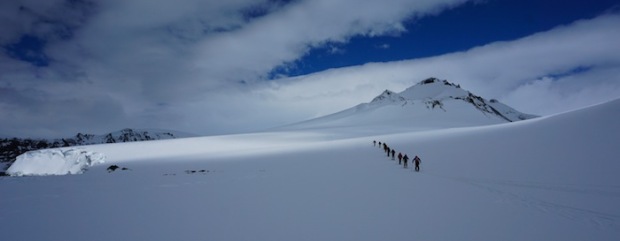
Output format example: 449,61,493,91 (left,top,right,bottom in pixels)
0,1,618,138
